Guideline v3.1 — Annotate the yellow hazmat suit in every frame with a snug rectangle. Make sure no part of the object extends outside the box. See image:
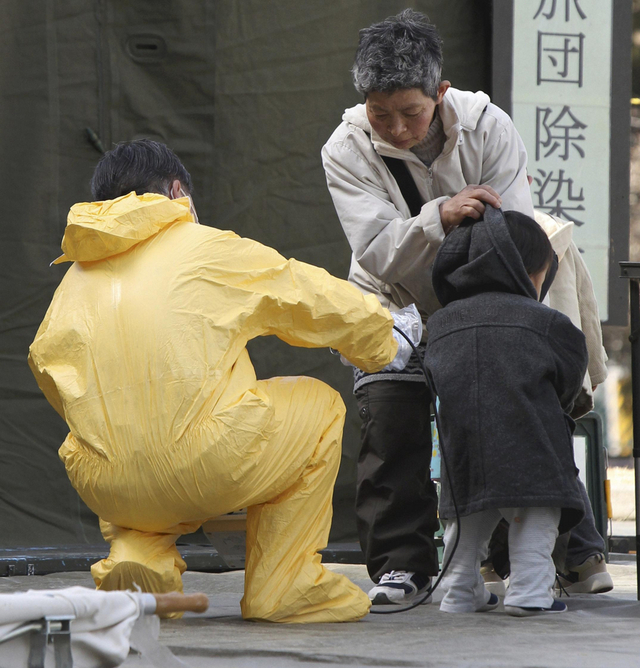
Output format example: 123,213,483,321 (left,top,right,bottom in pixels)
28,192,397,623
